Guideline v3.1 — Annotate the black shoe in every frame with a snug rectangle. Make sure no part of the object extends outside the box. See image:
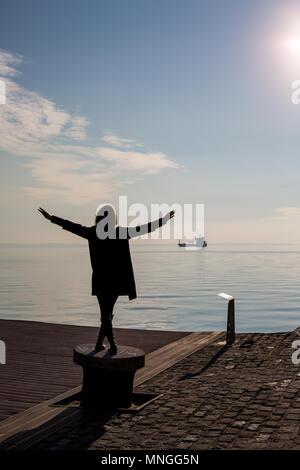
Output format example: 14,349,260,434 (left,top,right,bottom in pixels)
108,344,117,355
95,343,105,352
